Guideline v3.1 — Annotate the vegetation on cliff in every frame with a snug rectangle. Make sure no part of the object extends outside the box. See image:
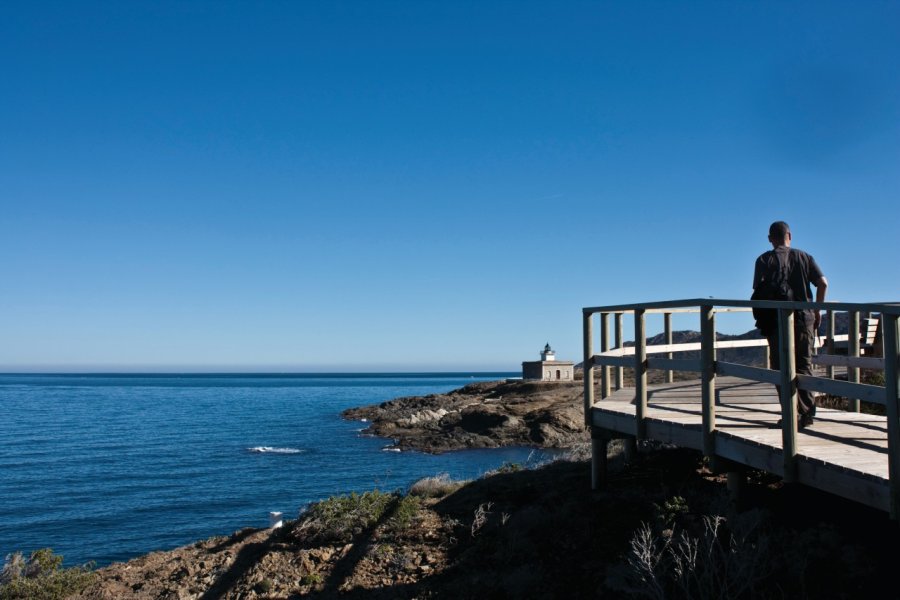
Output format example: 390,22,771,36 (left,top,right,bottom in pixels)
0,548,95,600
58,443,898,599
